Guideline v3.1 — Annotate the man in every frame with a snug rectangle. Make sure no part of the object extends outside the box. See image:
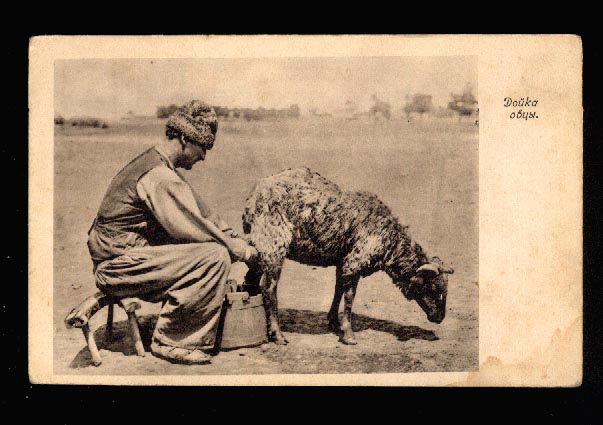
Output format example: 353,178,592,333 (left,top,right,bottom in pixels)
87,100,256,364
